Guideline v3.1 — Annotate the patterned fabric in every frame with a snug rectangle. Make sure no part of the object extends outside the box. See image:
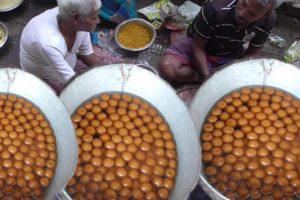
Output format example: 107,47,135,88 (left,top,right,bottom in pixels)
164,37,241,71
